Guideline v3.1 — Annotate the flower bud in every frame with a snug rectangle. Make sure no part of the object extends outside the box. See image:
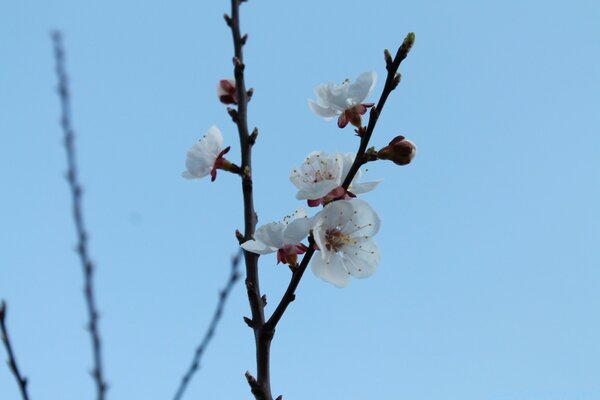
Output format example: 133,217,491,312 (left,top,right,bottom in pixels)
217,79,237,104
377,136,416,166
